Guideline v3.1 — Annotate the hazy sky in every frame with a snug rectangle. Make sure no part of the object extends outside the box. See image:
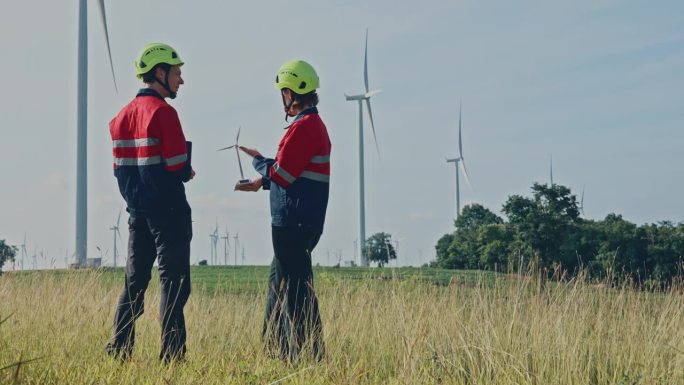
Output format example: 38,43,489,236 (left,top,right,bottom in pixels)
1,0,683,269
